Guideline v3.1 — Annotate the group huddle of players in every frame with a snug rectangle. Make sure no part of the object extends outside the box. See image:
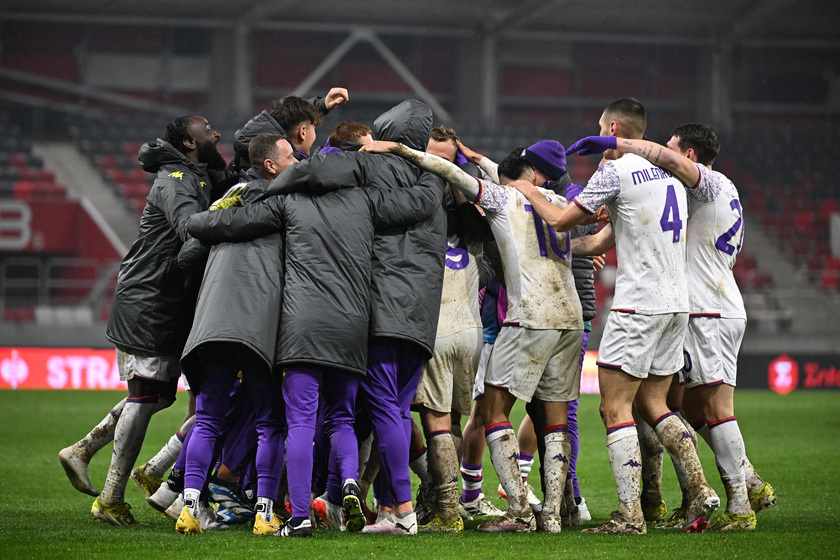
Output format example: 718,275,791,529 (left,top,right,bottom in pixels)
58,89,775,537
